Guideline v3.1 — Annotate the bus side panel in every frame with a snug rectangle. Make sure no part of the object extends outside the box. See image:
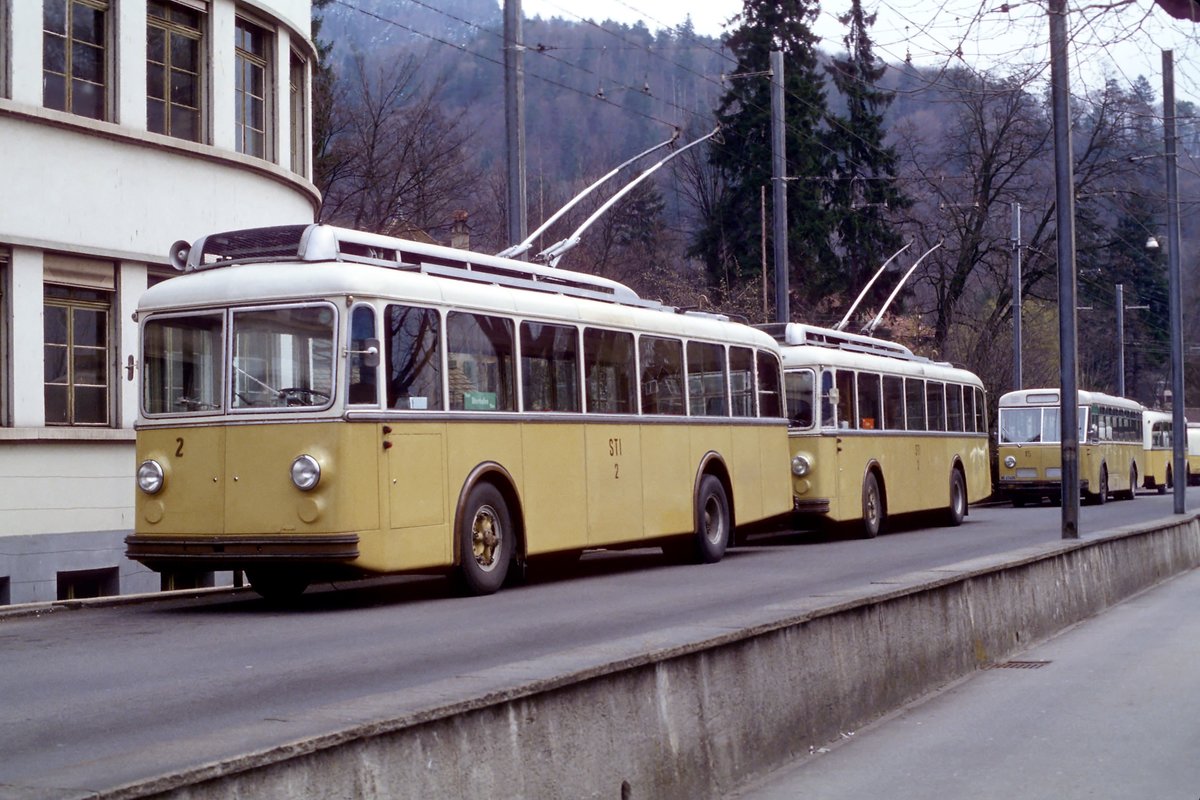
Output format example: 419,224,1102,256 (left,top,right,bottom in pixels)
757,425,793,521
136,427,226,535
377,423,451,570
964,436,992,501
224,423,380,536
586,424,643,545
729,423,765,523
521,423,588,555
835,435,930,518
640,424,692,539
794,434,842,520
